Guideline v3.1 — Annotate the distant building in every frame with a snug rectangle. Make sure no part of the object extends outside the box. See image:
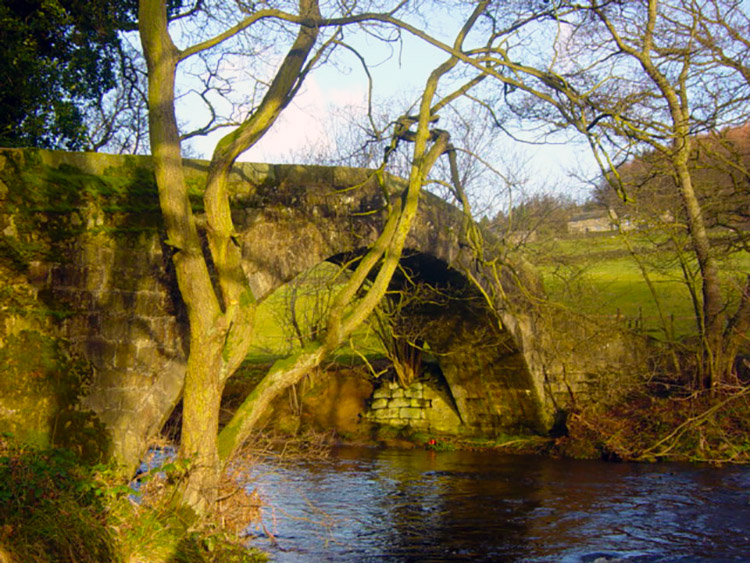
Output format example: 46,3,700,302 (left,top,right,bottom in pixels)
567,209,633,234
567,211,614,234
